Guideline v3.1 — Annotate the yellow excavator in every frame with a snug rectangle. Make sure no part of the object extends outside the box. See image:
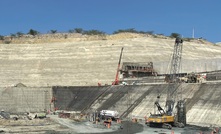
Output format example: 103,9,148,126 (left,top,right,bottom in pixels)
146,37,186,129
146,94,185,129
